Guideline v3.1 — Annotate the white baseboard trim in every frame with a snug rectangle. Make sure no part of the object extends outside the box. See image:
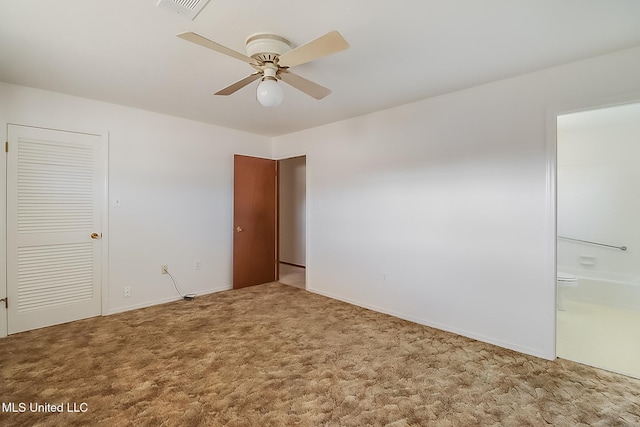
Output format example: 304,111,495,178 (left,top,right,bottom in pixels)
307,287,553,361
106,285,232,316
